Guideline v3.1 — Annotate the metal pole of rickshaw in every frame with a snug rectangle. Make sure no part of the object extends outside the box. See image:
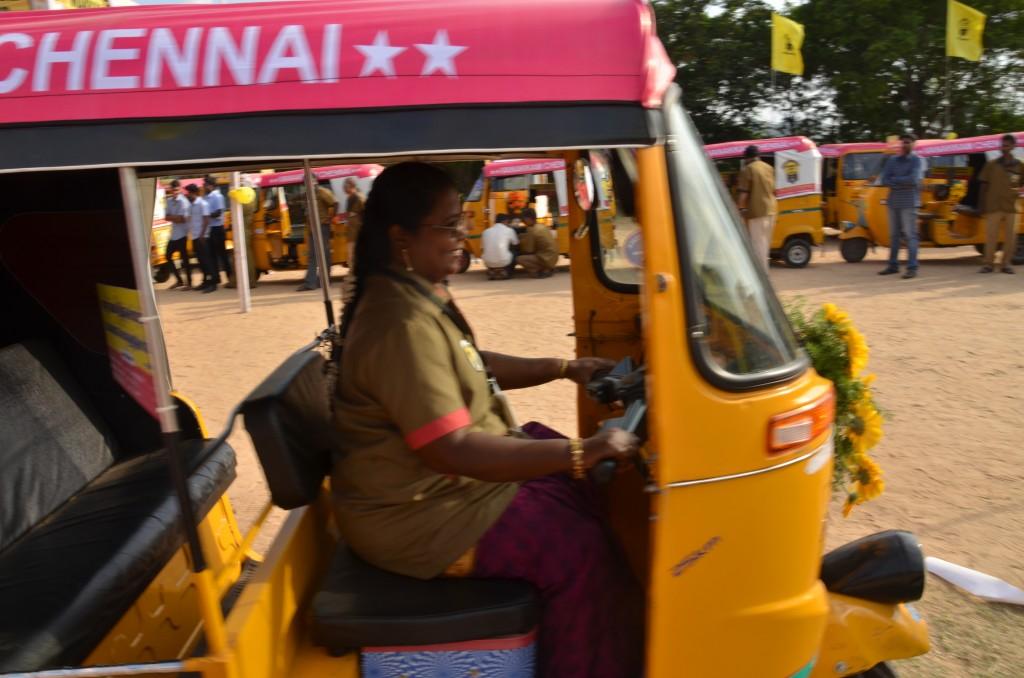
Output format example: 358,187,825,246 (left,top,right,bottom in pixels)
117,168,232,660
302,159,336,328
230,172,252,313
